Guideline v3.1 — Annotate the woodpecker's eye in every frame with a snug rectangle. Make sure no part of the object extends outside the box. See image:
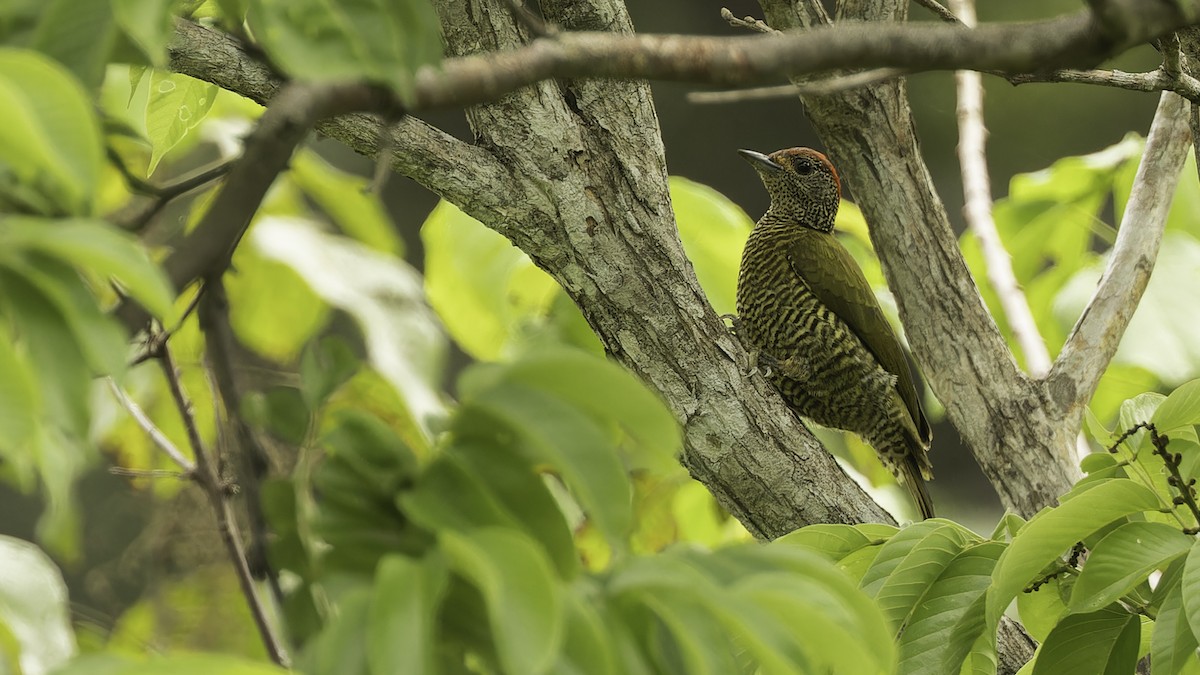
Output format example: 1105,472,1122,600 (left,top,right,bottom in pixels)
795,162,815,176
